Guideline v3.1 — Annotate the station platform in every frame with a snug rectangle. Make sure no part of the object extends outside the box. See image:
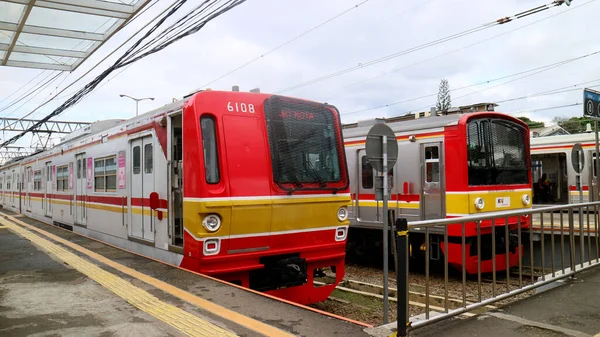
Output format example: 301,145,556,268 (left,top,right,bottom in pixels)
0,209,371,337
368,266,600,337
